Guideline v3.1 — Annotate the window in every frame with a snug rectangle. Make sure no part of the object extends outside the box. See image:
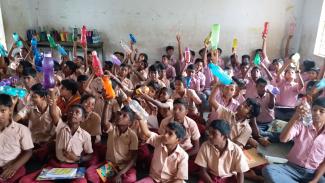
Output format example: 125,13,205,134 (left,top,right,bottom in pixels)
314,0,325,57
